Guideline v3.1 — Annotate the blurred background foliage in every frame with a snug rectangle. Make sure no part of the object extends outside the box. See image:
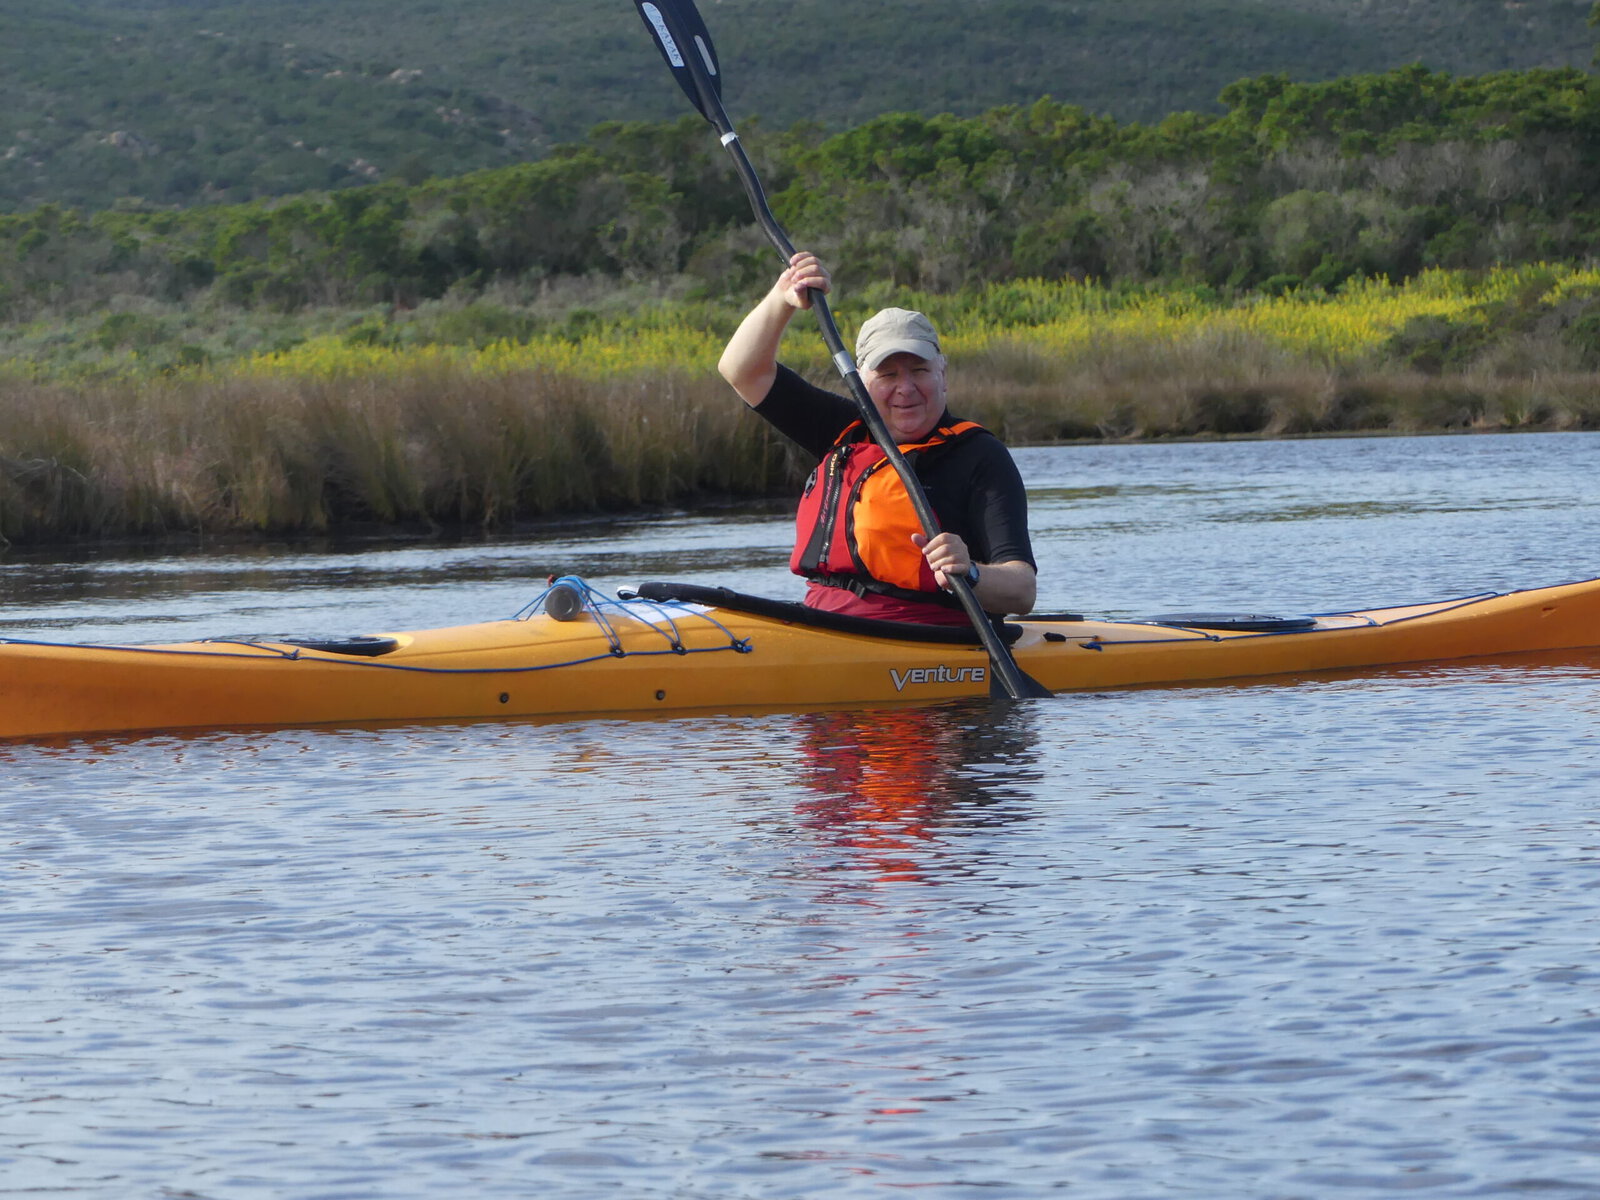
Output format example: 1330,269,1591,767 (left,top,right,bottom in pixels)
1,0,1592,213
